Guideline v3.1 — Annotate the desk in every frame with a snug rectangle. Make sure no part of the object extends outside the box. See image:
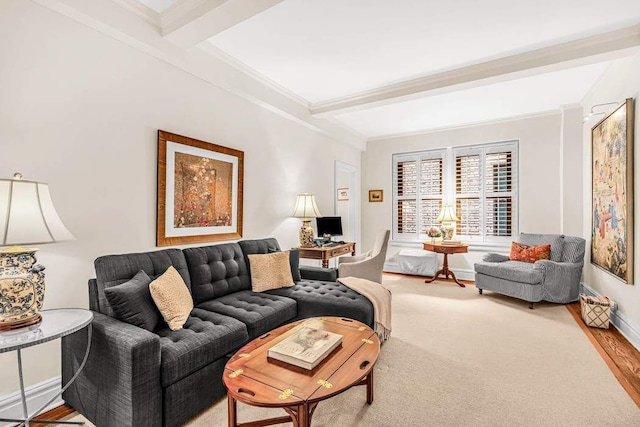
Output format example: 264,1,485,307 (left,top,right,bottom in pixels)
0,309,93,426
298,242,356,268
423,242,468,287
